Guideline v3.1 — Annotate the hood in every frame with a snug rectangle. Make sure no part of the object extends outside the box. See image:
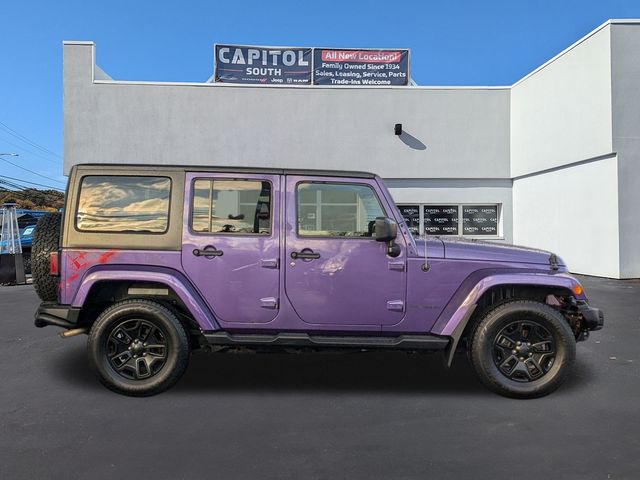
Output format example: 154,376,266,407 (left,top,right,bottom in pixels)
441,237,564,267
